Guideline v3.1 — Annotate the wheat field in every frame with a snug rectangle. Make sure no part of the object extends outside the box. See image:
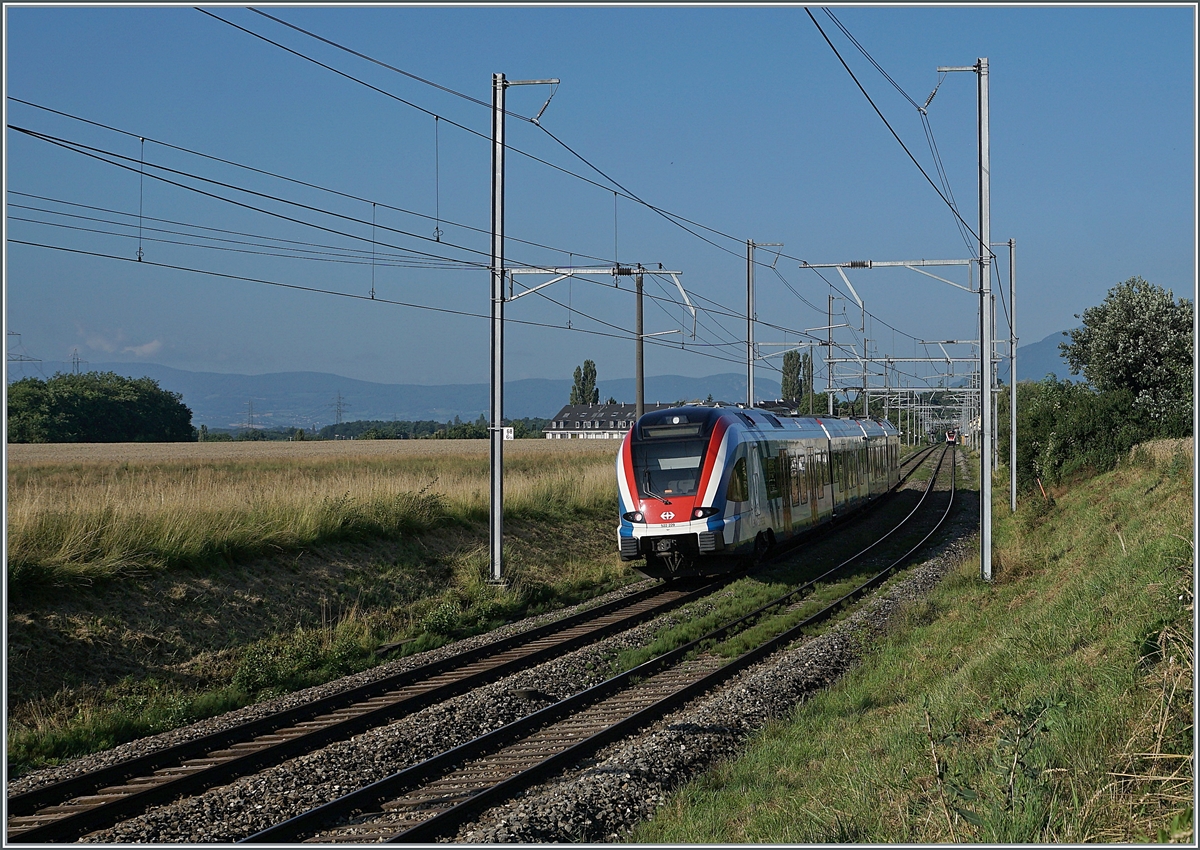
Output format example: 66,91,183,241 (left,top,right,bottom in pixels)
7,439,622,583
